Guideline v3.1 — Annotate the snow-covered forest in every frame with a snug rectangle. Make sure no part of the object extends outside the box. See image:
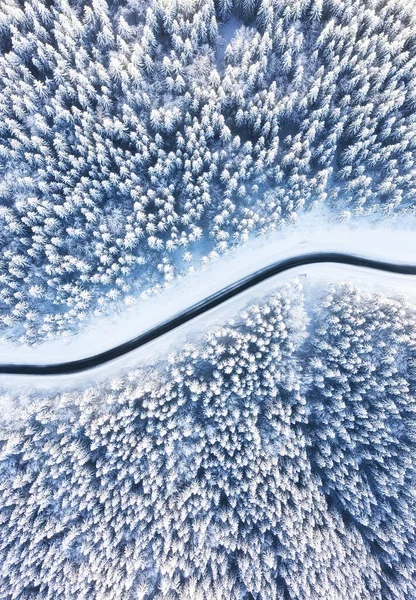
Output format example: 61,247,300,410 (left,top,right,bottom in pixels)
1,0,416,343
1,0,416,598
1,280,416,599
